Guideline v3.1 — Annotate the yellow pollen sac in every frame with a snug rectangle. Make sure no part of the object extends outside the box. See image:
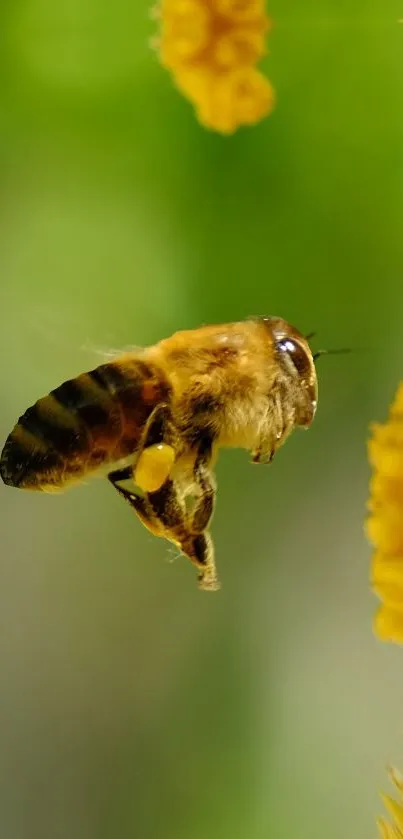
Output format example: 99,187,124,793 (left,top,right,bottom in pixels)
134,443,175,493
